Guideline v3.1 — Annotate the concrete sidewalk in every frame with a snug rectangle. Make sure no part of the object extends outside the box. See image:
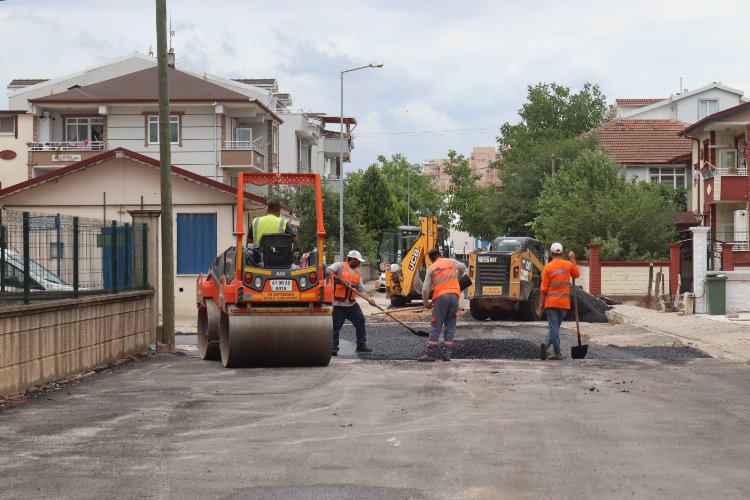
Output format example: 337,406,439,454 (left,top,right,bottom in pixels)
608,304,750,363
